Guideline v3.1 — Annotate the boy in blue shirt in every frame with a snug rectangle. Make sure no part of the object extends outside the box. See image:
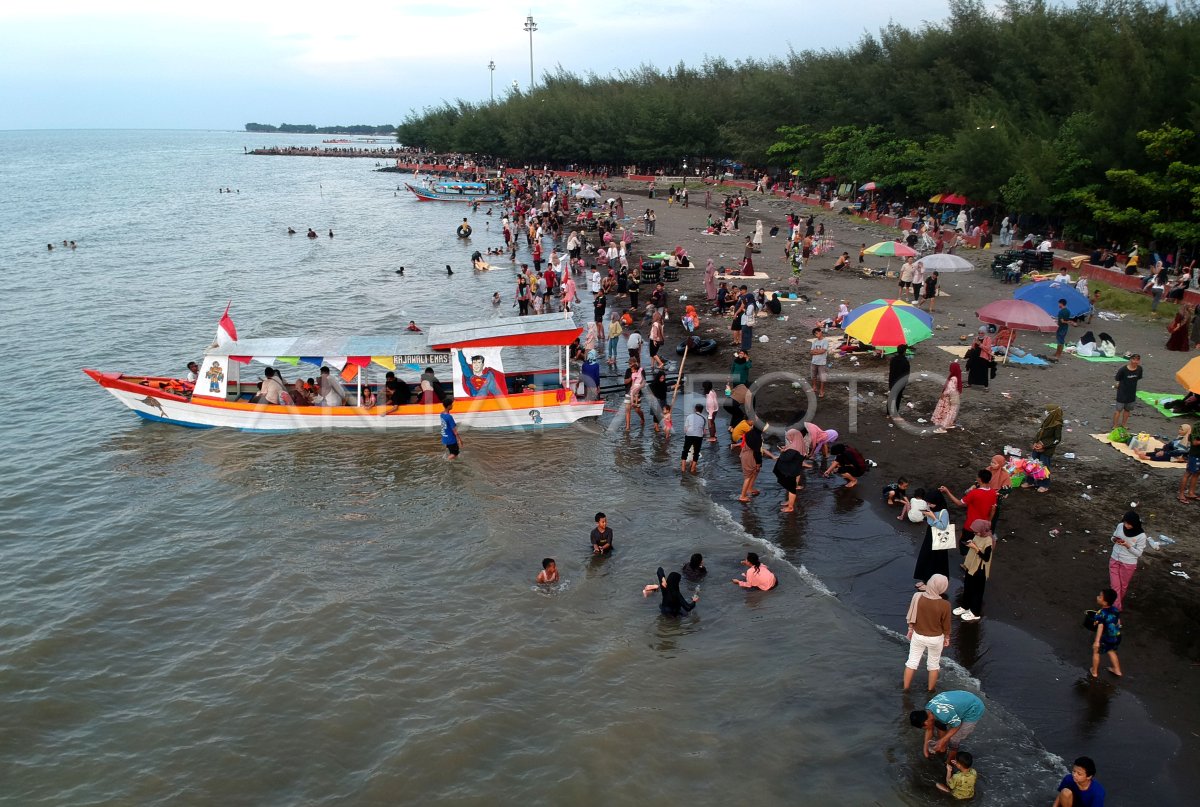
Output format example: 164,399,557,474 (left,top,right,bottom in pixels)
1088,588,1122,678
1053,756,1106,807
440,399,460,459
